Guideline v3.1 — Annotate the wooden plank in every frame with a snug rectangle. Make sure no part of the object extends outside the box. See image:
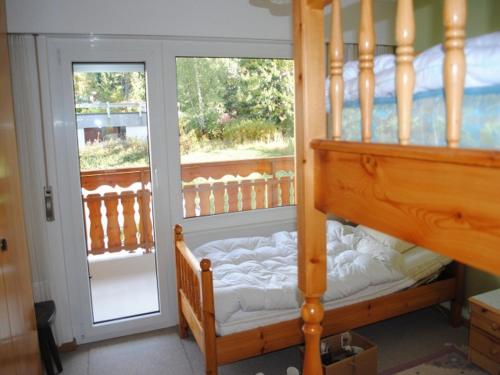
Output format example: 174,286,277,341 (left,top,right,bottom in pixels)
174,225,188,338
212,182,226,214
469,329,500,363
138,189,153,247
104,192,121,249
180,291,205,353
181,157,294,182
201,260,217,375
294,0,327,372
313,144,500,276
311,140,500,168
176,240,202,274
86,194,105,251
0,0,42,370
183,185,197,218
306,0,326,9
216,278,455,365
322,279,455,335
121,191,138,249
469,348,500,374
